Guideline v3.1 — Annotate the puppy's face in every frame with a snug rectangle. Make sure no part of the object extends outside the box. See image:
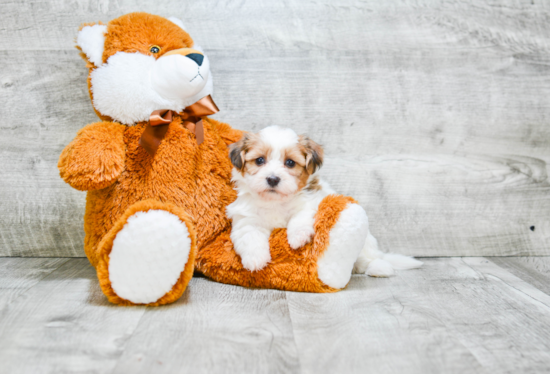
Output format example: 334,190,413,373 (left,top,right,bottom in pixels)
229,126,323,201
